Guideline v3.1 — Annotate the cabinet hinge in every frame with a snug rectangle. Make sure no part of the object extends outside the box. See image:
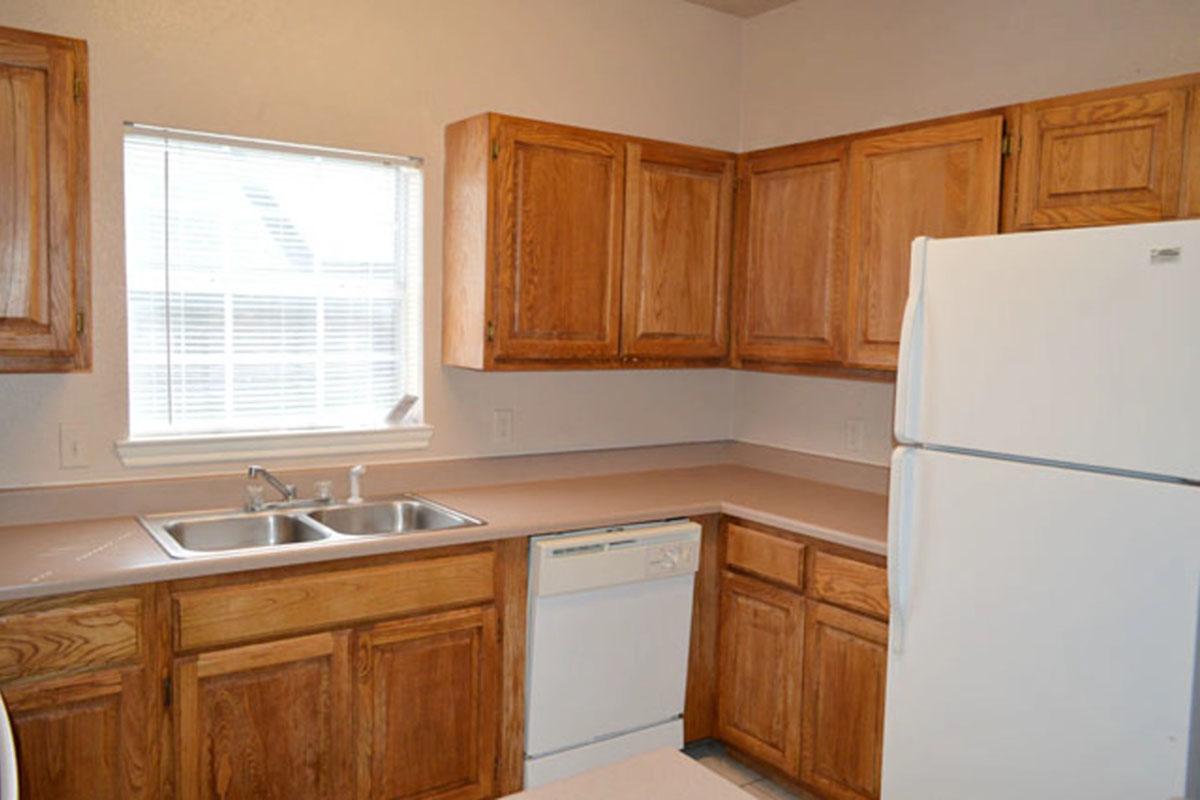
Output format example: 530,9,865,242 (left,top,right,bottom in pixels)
73,75,84,102
1000,134,1015,157
75,311,85,335
491,140,499,160
163,676,172,708
486,321,495,342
